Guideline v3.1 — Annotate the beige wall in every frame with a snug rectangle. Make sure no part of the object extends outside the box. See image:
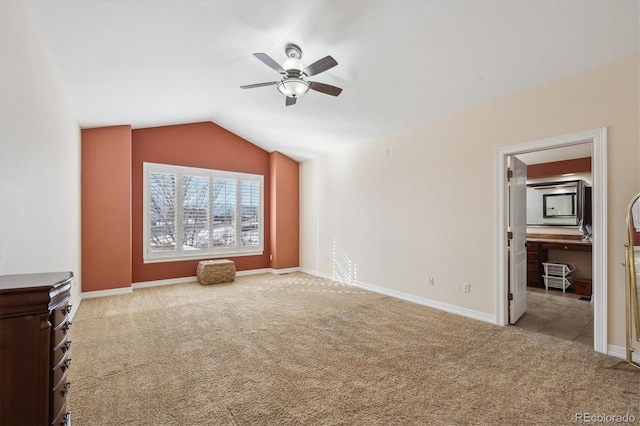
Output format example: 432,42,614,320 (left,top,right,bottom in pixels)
300,55,639,348
0,2,81,305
